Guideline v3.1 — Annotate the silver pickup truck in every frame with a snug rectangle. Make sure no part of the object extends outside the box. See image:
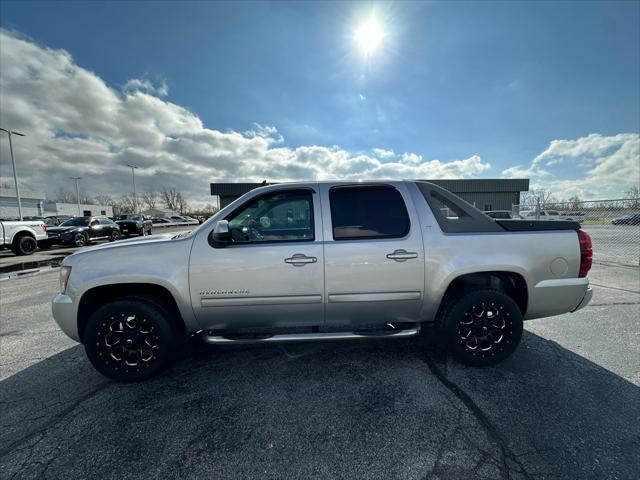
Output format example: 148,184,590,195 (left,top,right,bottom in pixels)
52,181,593,381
